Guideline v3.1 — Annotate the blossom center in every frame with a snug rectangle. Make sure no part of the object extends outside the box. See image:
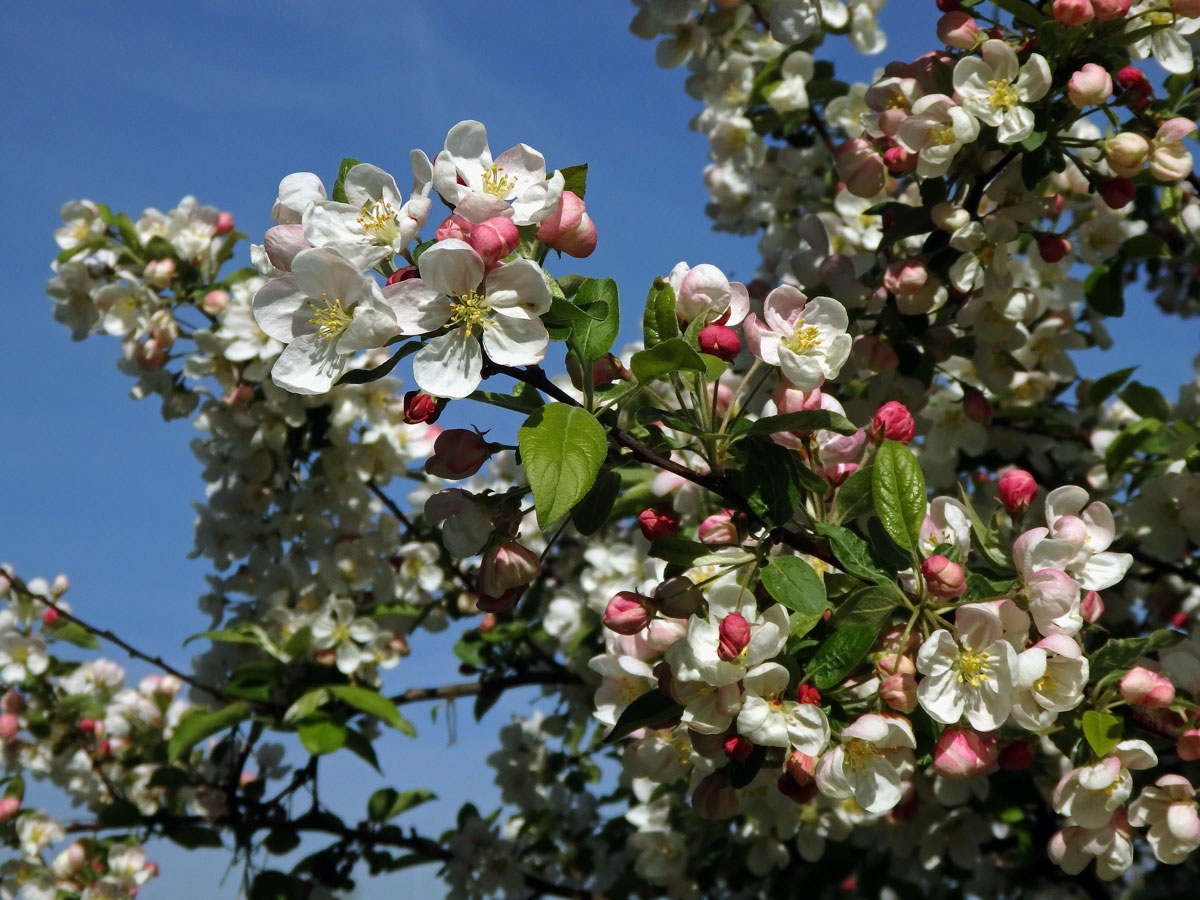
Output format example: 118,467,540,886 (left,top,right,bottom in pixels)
784,322,822,355
481,164,516,198
1147,11,1173,25
932,123,958,146
307,293,353,341
844,738,880,770
986,79,1018,112
1033,672,1055,694
956,648,992,687
449,290,492,334
357,200,402,245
